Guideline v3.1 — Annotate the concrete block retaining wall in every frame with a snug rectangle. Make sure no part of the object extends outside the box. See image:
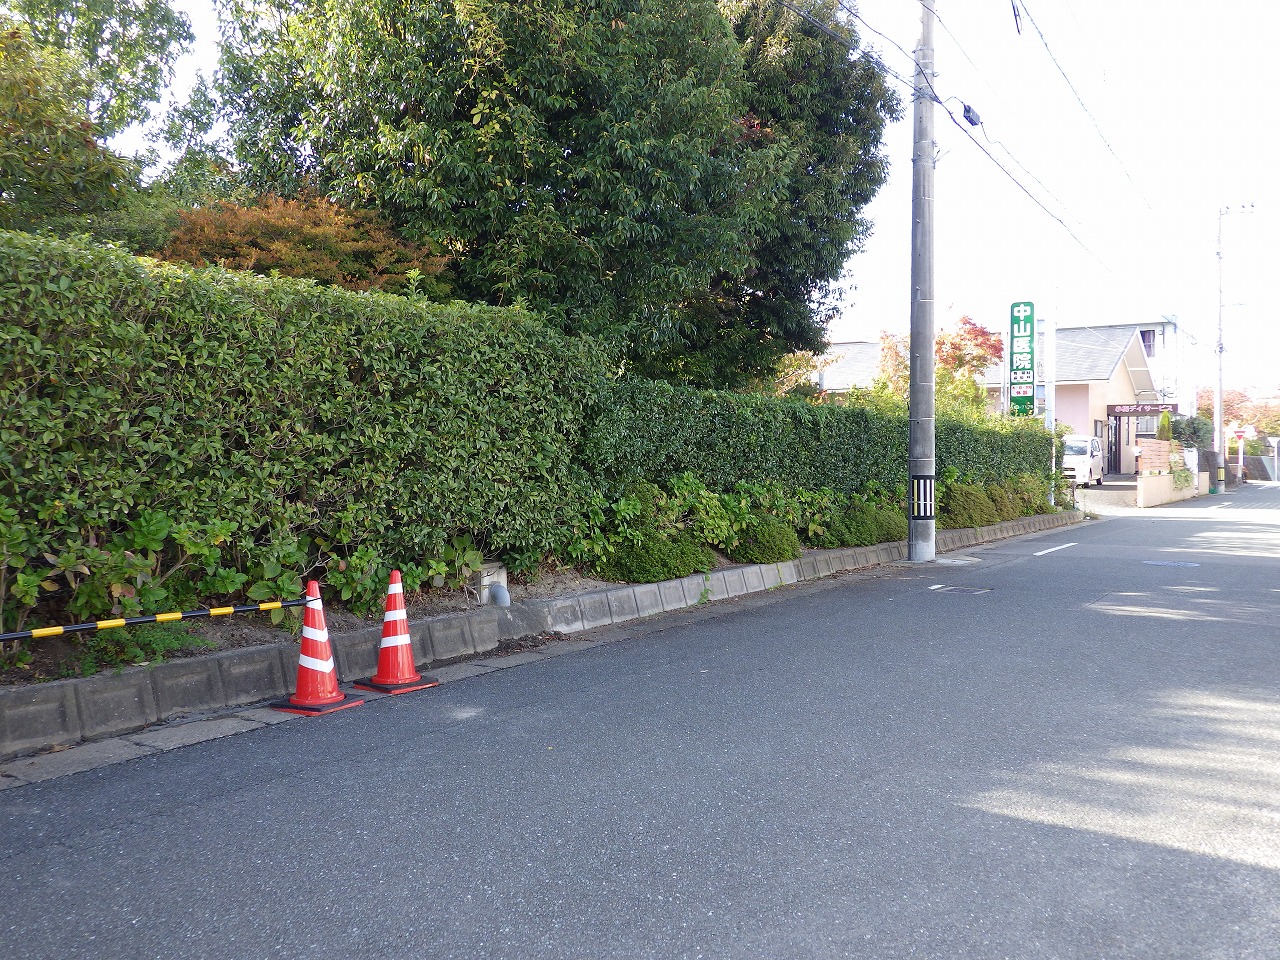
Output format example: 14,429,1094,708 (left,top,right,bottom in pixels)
1136,473,1199,508
0,511,1082,760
